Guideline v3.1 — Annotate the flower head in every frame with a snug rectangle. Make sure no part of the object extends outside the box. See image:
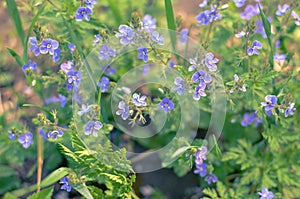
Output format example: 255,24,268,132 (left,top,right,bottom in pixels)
151,31,164,45
194,163,207,177
142,14,157,32
68,43,76,53
158,98,174,114
276,4,290,16
75,7,92,21
22,60,37,71
205,174,218,184
191,71,212,87
193,84,207,101
196,10,211,26
285,103,296,117
103,65,116,75
204,52,219,72
40,39,59,55
172,77,185,95
85,0,97,9
60,177,72,192
179,29,189,44
274,53,286,61
116,101,130,120
241,4,260,20
258,188,274,199
233,0,246,8
248,40,262,56
115,25,135,45
45,94,67,107
8,130,16,140
98,44,116,61
241,112,263,127
52,48,61,62
235,31,246,38
84,121,103,137
195,146,207,165
97,77,110,93
39,129,48,140
66,71,82,91
261,95,277,116
199,0,208,8
18,132,33,148
29,37,40,56
137,46,148,62
48,129,64,140
60,61,74,73
78,104,93,116
93,34,101,46
133,93,147,106
291,11,300,26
